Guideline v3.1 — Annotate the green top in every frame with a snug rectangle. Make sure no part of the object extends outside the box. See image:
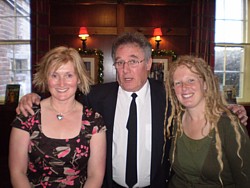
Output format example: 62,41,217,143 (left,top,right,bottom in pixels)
168,114,250,188
177,133,211,183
